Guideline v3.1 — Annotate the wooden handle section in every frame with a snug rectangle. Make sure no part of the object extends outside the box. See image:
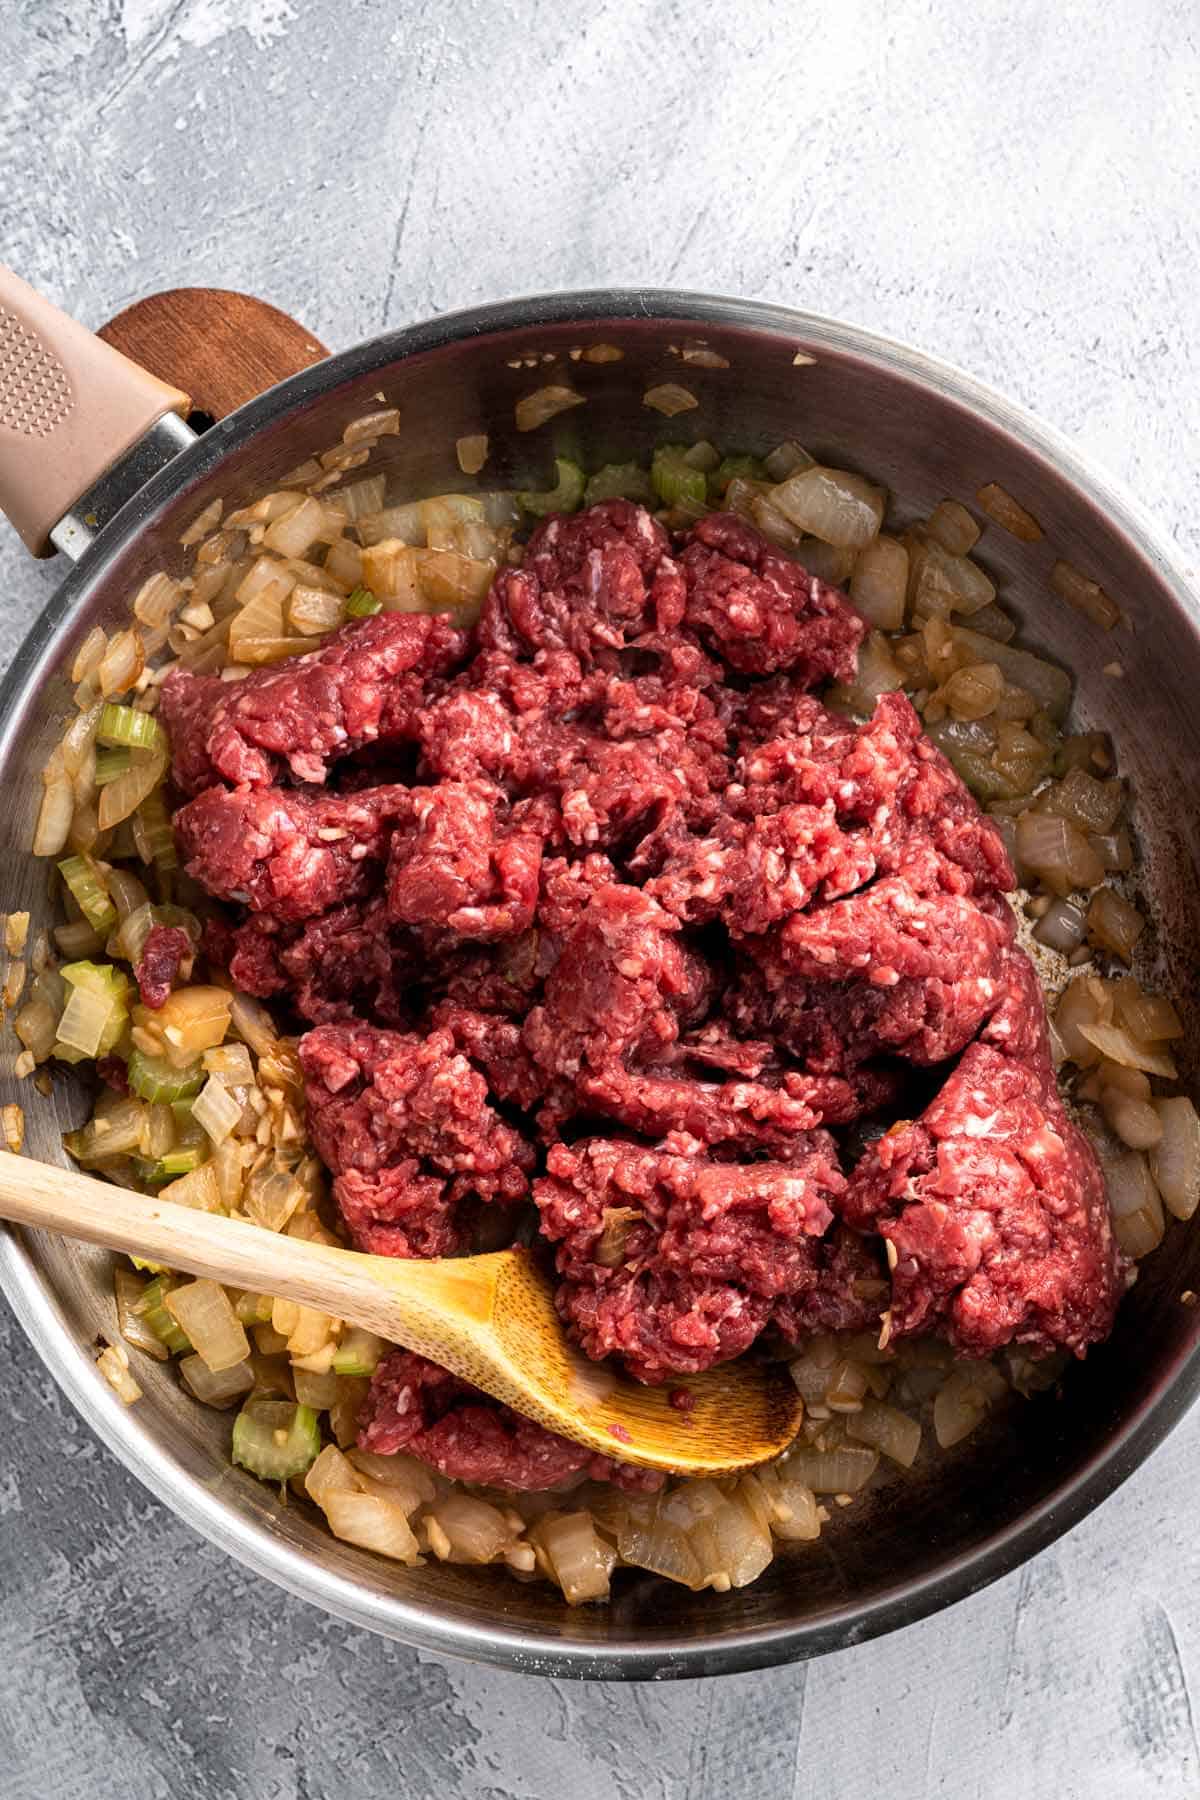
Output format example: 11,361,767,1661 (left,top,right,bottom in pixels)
0,1149,499,1350
0,265,191,556
98,288,329,426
